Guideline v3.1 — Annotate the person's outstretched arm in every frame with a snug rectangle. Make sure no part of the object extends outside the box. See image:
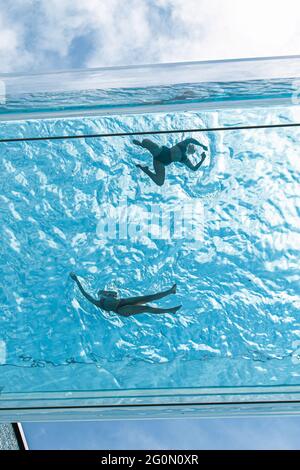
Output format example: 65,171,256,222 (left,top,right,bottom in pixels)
70,273,99,307
184,137,208,150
